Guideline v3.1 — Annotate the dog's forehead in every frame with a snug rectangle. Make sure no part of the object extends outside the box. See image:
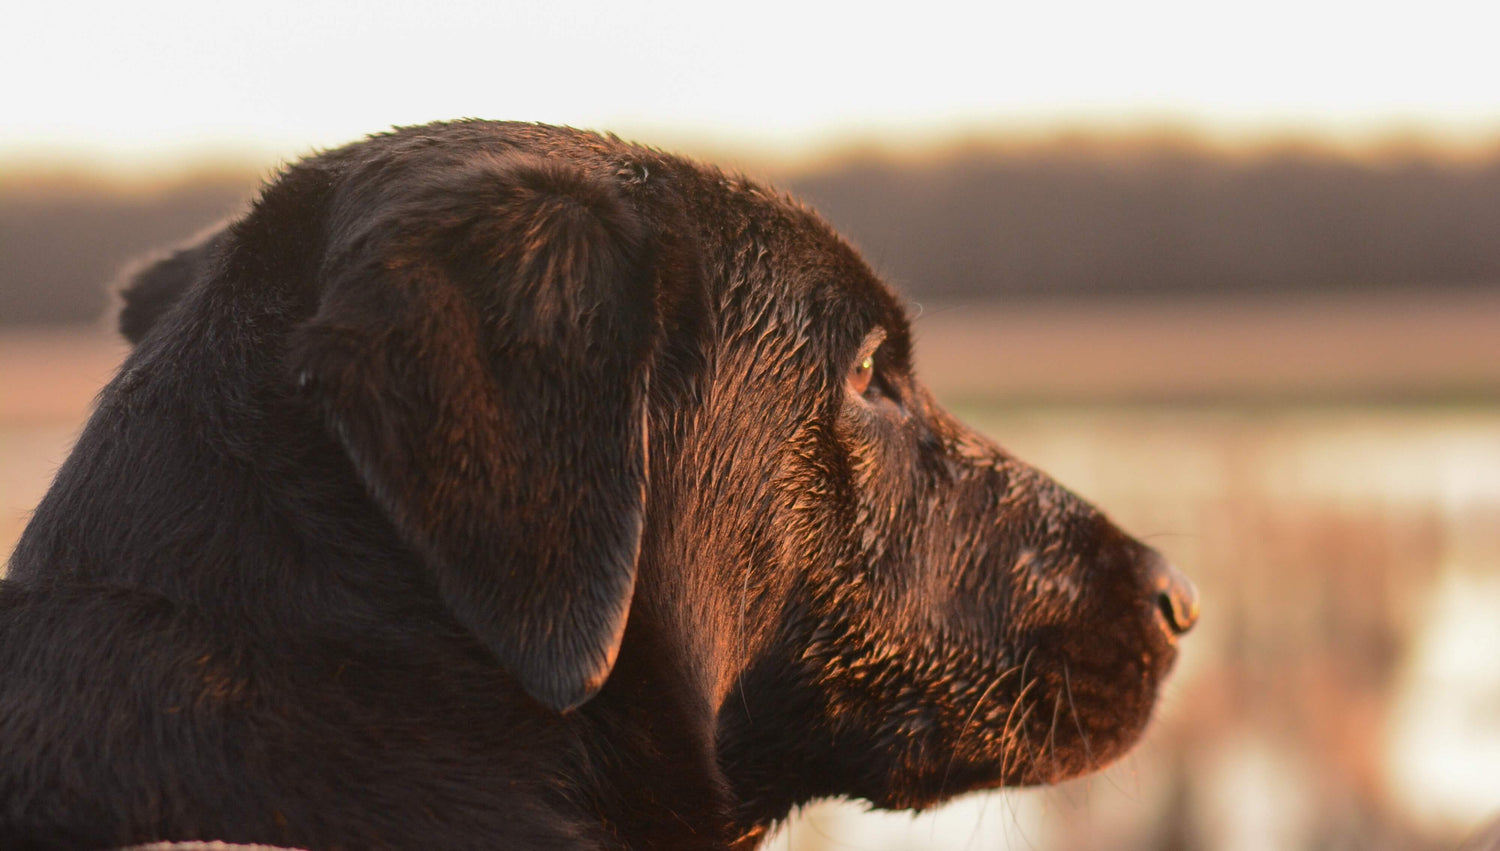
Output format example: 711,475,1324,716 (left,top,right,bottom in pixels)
686,169,911,340
321,122,911,346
